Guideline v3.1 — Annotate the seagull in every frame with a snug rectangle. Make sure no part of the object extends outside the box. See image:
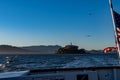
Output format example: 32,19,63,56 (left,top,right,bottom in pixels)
88,13,92,16
86,35,91,37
